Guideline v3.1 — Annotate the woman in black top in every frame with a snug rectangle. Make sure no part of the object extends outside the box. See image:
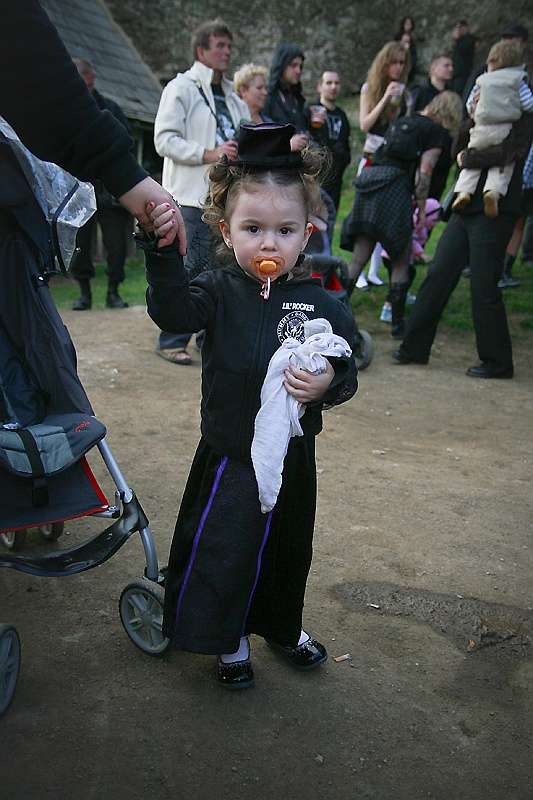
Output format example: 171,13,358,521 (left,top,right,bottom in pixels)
341,92,463,338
